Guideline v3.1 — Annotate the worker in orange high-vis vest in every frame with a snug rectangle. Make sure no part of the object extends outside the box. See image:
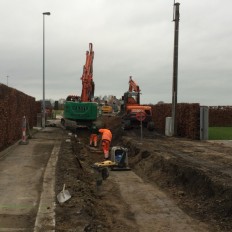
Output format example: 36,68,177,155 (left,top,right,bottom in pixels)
98,128,112,160
89,124,99,147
